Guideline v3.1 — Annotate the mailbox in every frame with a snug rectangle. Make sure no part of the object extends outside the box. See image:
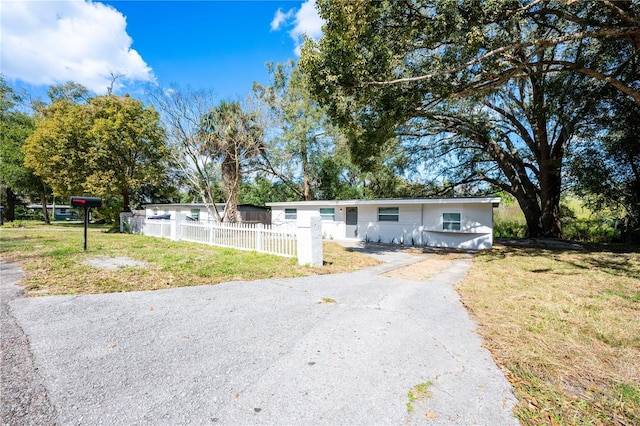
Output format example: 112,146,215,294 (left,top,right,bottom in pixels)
70,197,102,208
70,196,102,251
